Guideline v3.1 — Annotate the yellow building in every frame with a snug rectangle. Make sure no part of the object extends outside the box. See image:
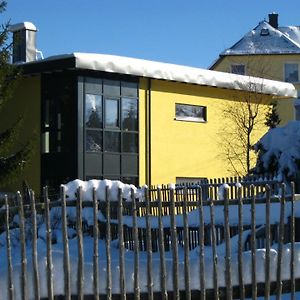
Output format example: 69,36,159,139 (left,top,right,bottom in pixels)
5,22,296,193
210,13,300,125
